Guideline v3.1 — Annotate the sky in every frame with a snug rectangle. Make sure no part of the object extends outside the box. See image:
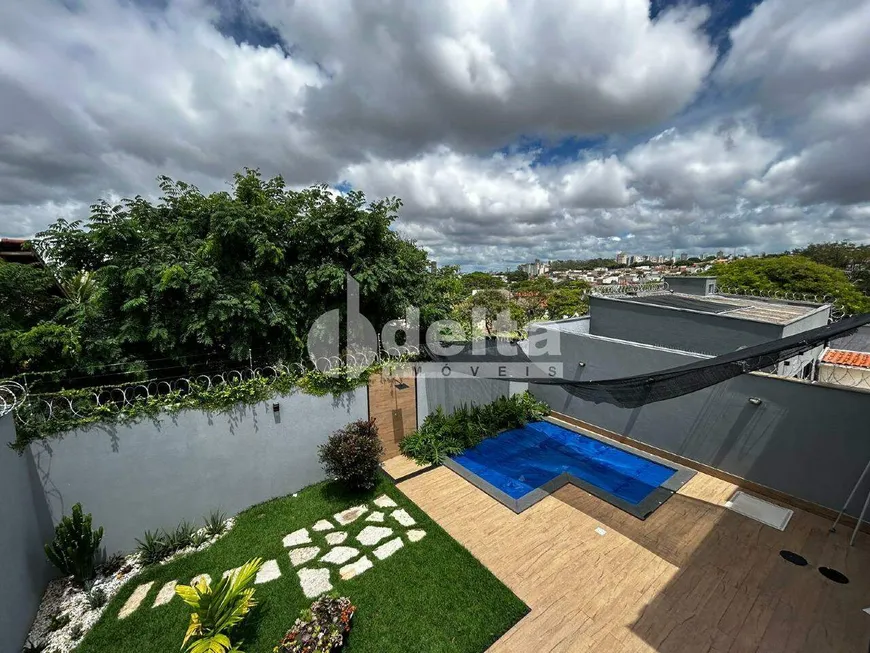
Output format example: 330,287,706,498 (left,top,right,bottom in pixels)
1,0,870,271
